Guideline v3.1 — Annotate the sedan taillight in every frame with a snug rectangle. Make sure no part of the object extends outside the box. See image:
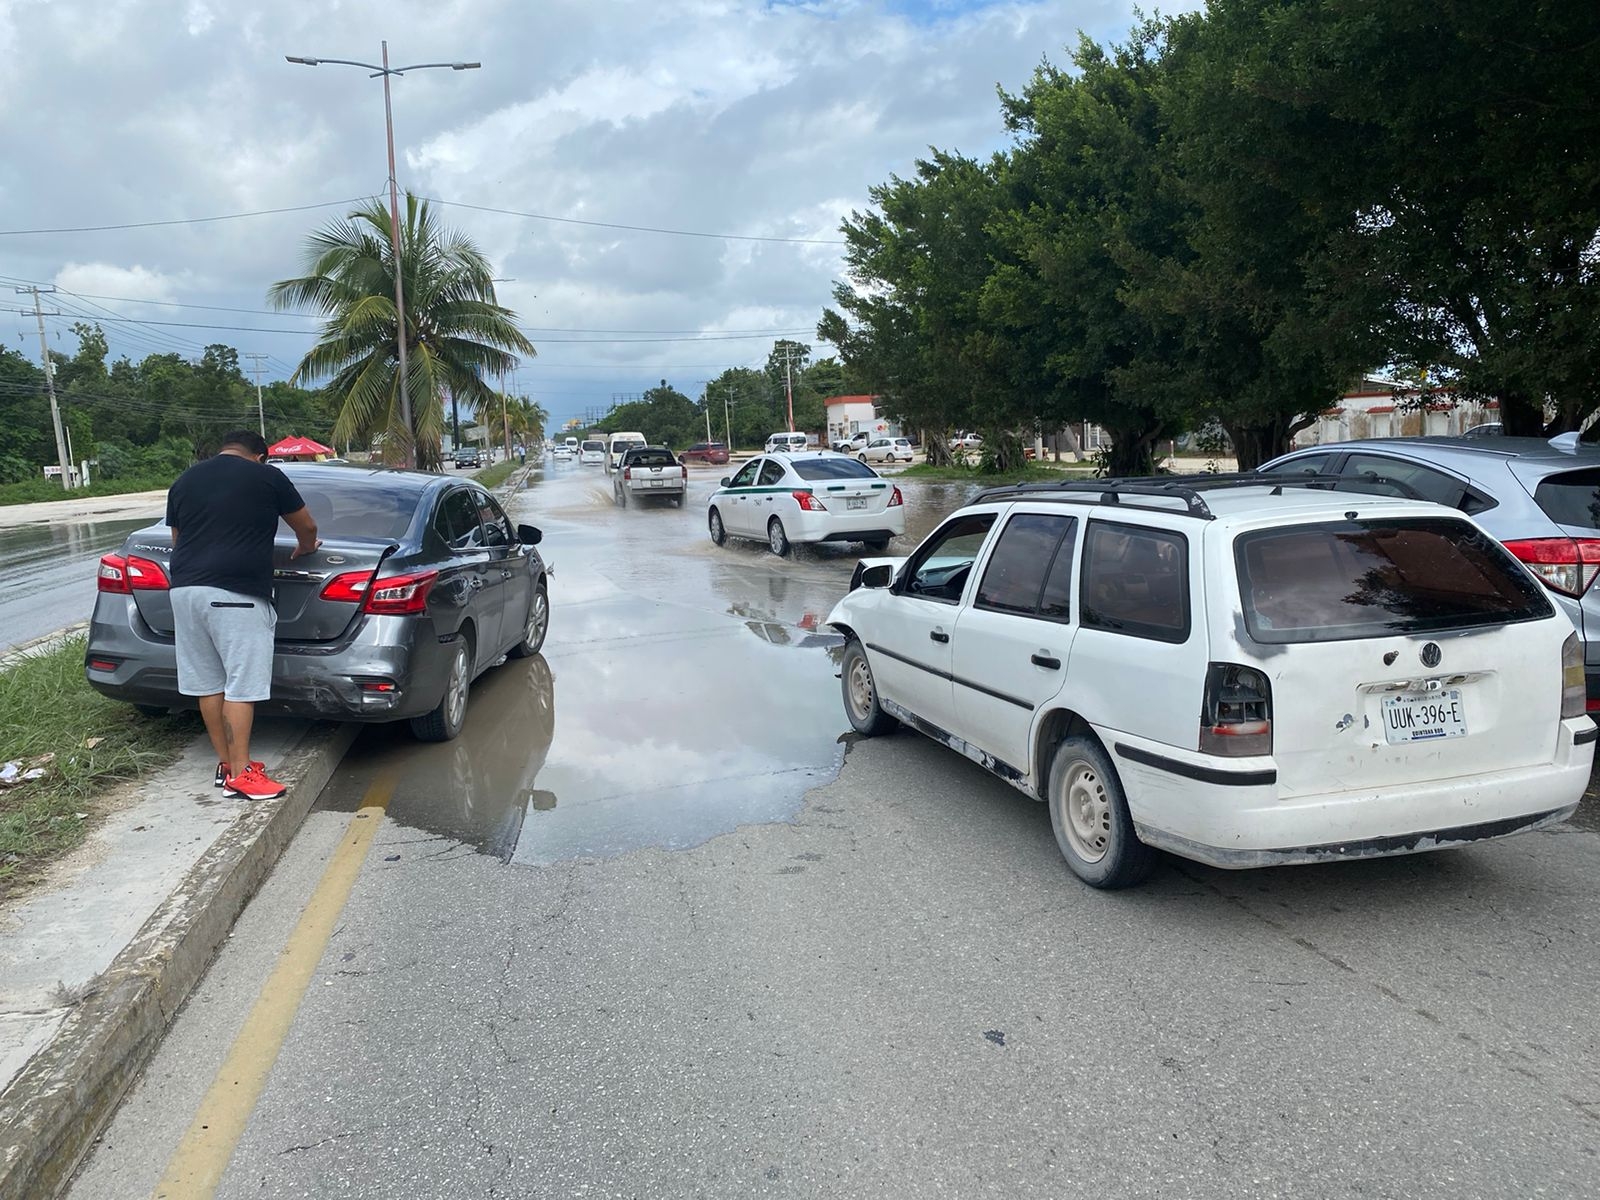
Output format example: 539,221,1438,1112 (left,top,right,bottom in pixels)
888,486,904,508
98,553,169,593
793,491,827,512
320,569,439,615
1502,537,1600,597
